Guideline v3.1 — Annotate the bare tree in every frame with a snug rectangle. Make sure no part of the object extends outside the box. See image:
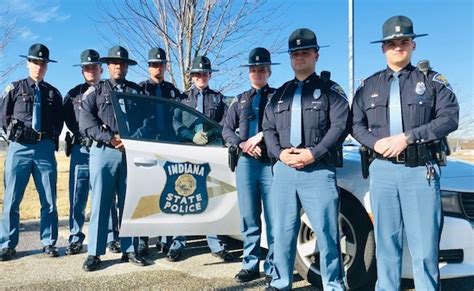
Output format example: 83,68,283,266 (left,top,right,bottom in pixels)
95,0,285,92
0,9,21,87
